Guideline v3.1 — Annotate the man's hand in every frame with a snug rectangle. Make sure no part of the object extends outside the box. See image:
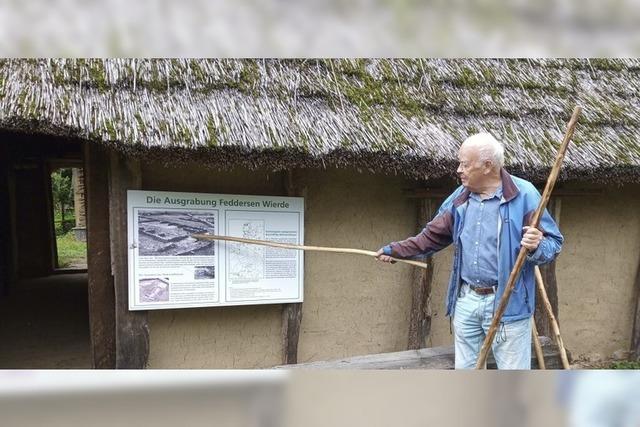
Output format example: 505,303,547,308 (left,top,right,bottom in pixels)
521,226,543,252
375,248,397,263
